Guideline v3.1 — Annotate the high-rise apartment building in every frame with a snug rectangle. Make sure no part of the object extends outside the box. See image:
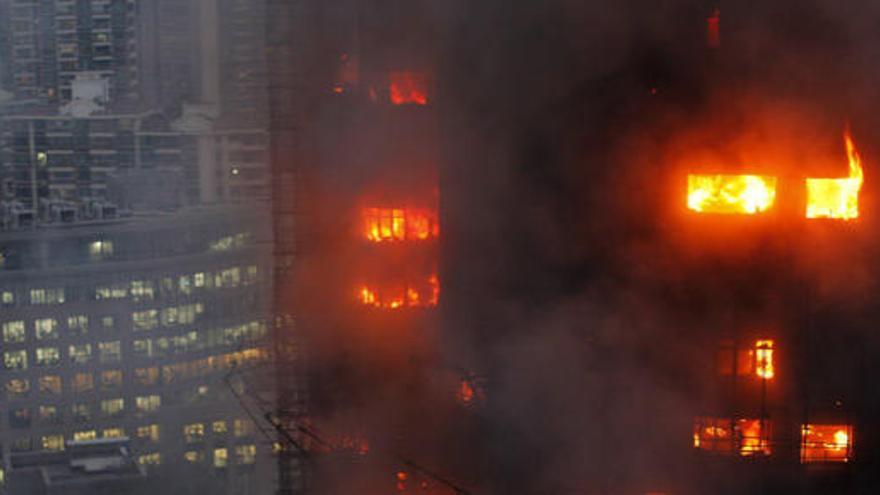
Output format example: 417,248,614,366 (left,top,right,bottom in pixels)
1,0,141,108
